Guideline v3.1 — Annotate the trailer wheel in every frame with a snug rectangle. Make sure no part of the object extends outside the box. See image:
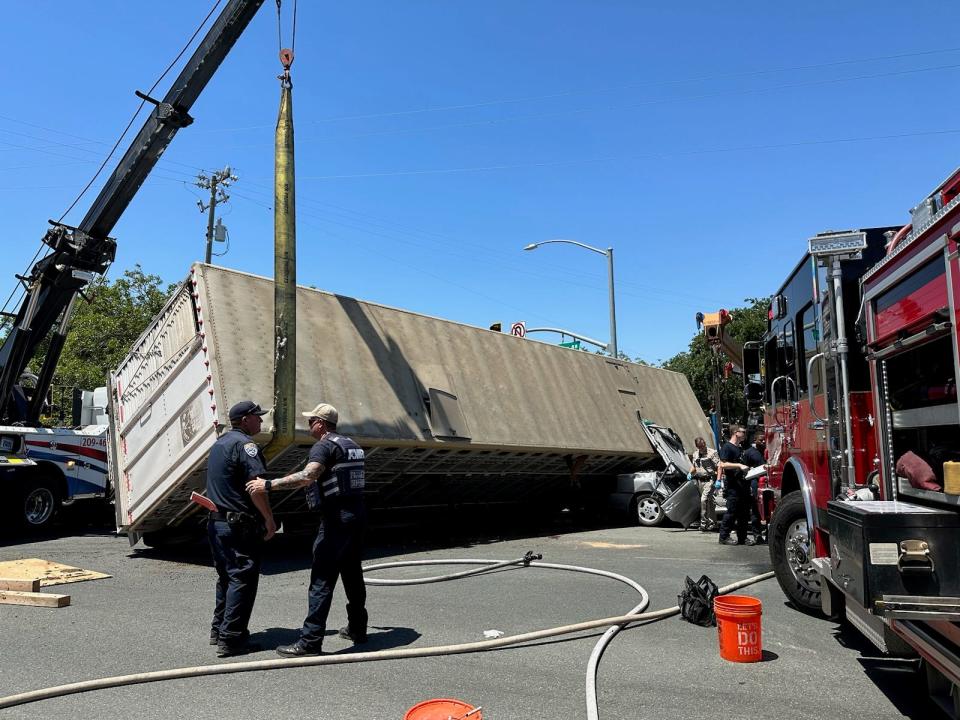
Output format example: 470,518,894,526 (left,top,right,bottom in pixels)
633,492,665,527
19,477,60,531
769,490,821,614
